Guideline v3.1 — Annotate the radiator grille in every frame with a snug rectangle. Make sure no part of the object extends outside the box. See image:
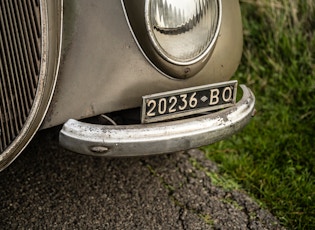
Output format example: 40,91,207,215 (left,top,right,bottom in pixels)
0,0,42,152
